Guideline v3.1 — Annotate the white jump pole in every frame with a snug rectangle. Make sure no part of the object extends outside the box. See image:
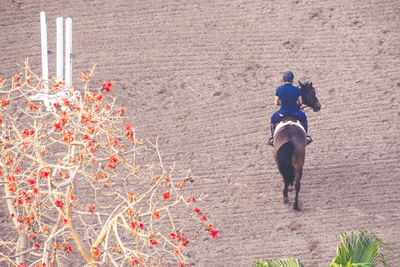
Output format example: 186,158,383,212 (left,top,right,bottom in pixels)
33,12,75,110
65,18,72,88
56,17,63,82
40,11,49,92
